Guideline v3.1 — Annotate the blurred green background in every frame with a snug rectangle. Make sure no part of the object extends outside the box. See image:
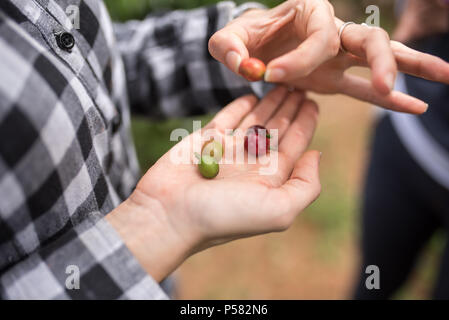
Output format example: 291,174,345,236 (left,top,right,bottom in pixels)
103,0,444,299
104,0,396,28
